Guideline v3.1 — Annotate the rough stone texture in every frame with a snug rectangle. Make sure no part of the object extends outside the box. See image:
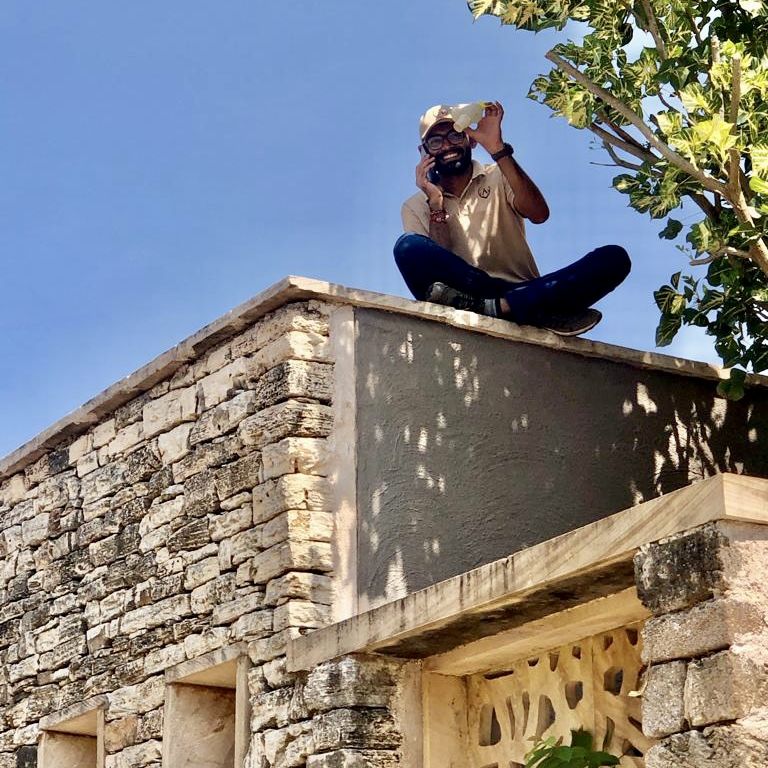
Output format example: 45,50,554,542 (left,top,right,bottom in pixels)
642,661,688,738
646,724,768,768
634,524,728,614
0,301,377,768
